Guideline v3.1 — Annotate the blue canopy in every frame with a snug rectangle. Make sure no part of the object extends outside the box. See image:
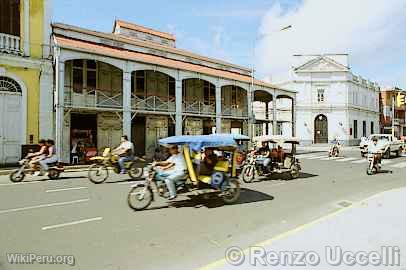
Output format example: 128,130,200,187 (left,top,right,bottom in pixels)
159,134,243,151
